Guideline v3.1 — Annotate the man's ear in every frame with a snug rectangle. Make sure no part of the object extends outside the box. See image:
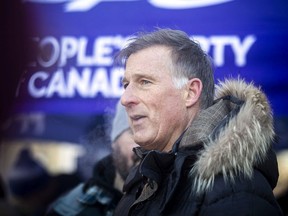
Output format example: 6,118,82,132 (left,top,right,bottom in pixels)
185,78,202,107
